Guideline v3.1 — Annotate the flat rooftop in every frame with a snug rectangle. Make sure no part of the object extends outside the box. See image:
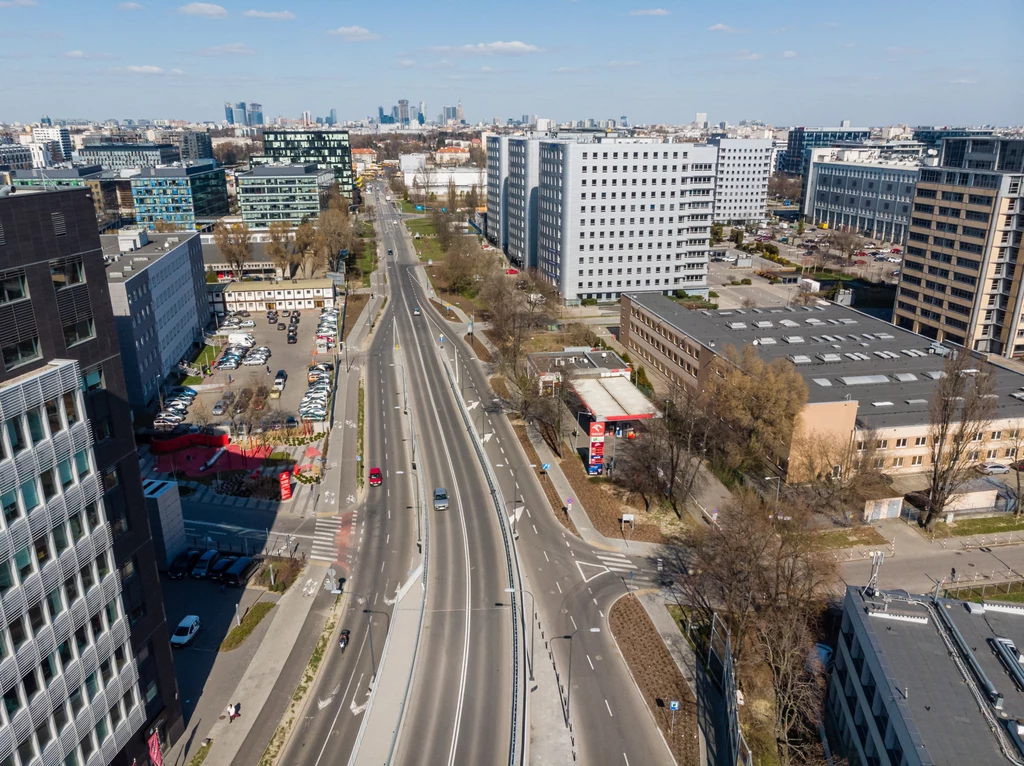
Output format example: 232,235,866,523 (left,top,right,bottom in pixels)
627,293,1024,430
528,349,630,375
849,586,1024,765
241,164,323,177
101,231,198,282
